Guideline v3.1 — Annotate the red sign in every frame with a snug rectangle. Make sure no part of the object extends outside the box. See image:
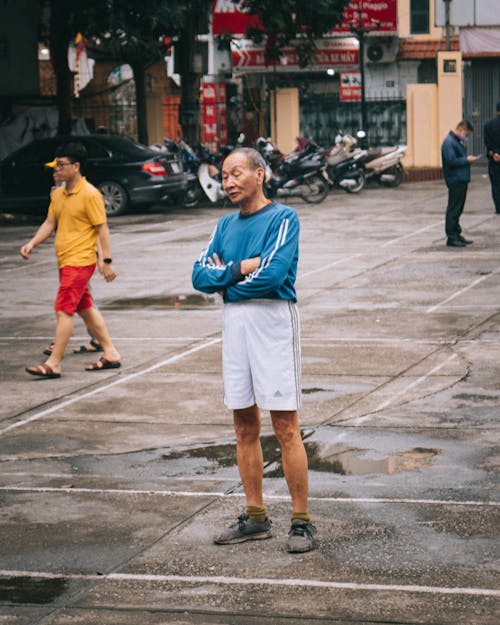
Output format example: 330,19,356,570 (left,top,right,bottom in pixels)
334,1,397,33
202,82,217,149
340,71,362,101
212,0,397,36
201,82,228,150
212,0,261,36
232,39,359,72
